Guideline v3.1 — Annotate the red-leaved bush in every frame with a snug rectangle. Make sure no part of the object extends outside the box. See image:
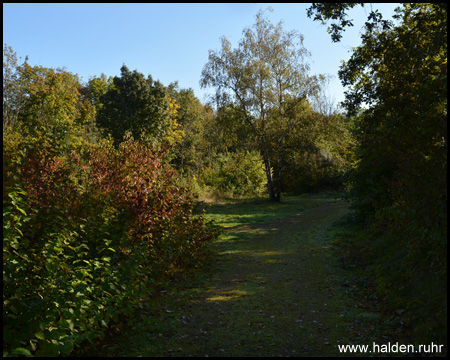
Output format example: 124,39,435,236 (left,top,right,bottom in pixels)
3,131,218,356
